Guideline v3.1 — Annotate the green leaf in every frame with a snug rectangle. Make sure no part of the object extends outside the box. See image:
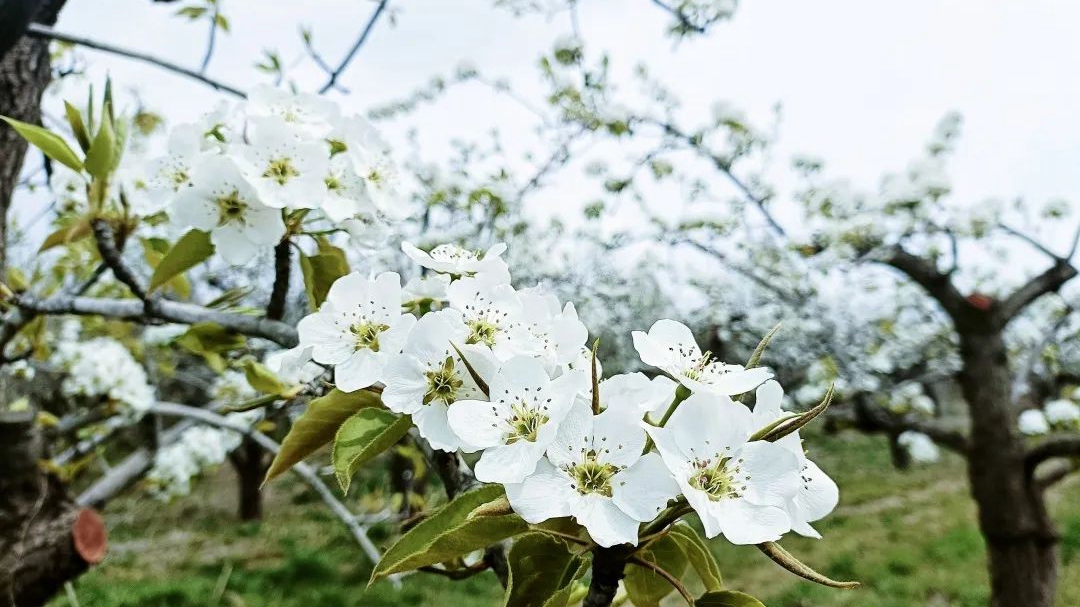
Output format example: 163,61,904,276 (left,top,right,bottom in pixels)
148,229,214,292
504,533,585,607
83,108,118,179
141,238,191,299
299,246,349,310
263,389,381,485
64,101,91,151
669,524,723,592
755,541,859,589
696,591,766,607
176,5,208,19
540,560,588,607
39,218,92,252
370,485,529,582
241,359,291,397
175,322,246,372
1,116,83,172
745,322,782,369
332,409,412,493
625,535,689,607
